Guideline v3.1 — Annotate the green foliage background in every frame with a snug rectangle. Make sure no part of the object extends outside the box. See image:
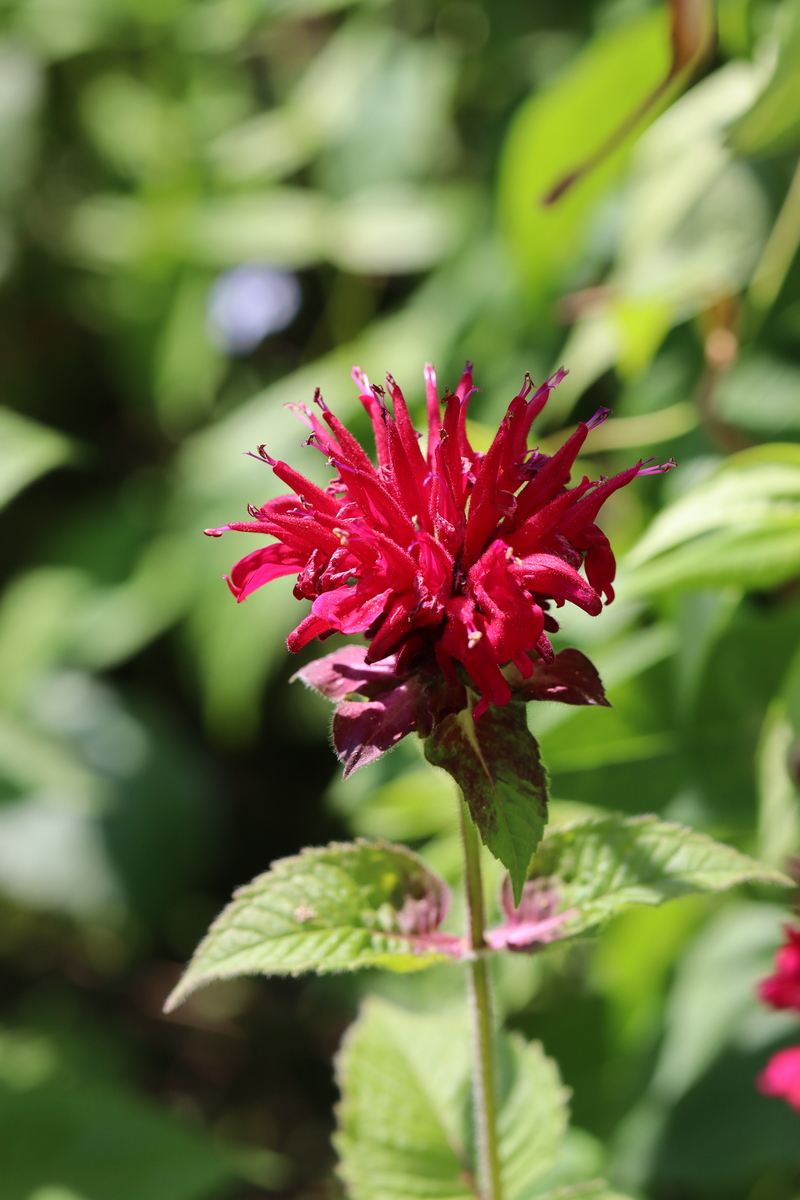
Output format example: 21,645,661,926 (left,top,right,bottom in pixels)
1,0,800,1196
